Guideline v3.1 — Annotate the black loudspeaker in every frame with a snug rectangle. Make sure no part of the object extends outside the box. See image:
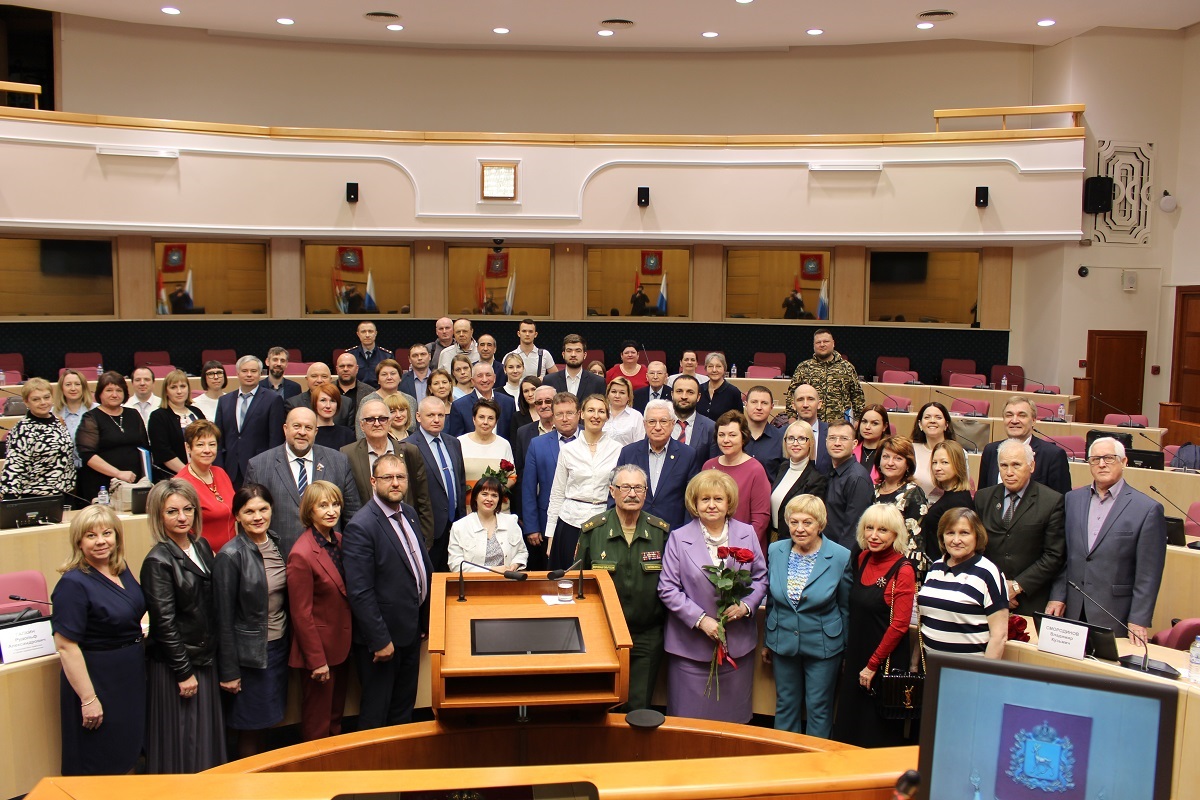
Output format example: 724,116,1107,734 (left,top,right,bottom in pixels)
975,186,989,208
346,182,359,203
1083,176,1114,214
637,186,650,207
